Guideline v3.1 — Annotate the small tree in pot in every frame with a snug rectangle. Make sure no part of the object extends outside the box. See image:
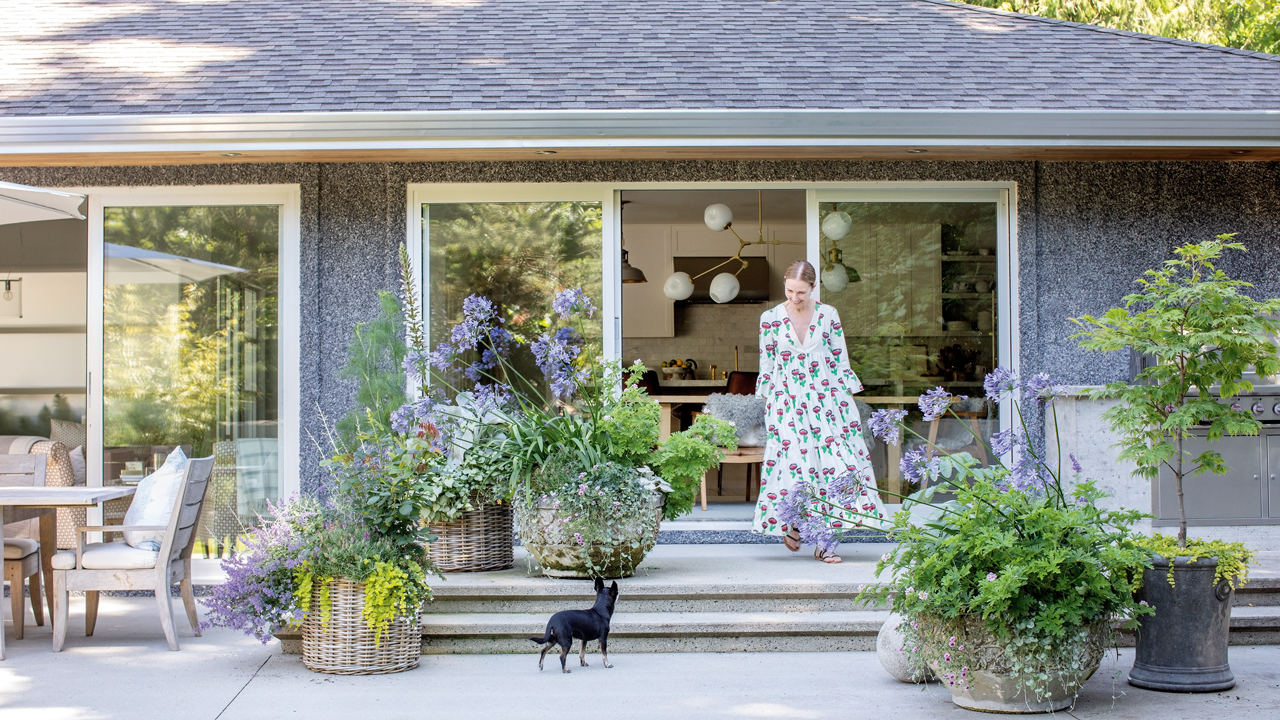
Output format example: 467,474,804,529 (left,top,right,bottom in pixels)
1071,237,1270,692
